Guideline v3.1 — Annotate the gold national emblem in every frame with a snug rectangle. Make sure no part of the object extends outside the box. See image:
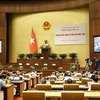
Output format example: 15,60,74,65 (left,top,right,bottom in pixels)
42,21,51,30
